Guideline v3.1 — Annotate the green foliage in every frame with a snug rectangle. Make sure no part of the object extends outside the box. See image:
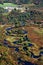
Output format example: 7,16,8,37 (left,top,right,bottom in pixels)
0,14,3,22
0,7,5,13
0,0,31,4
